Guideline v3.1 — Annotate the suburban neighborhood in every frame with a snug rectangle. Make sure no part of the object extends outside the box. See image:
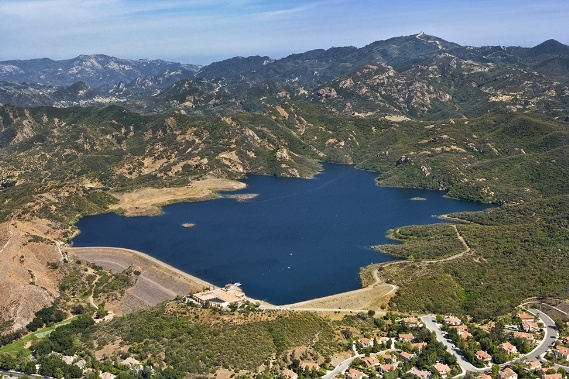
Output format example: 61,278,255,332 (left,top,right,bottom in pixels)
2,293,568,379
